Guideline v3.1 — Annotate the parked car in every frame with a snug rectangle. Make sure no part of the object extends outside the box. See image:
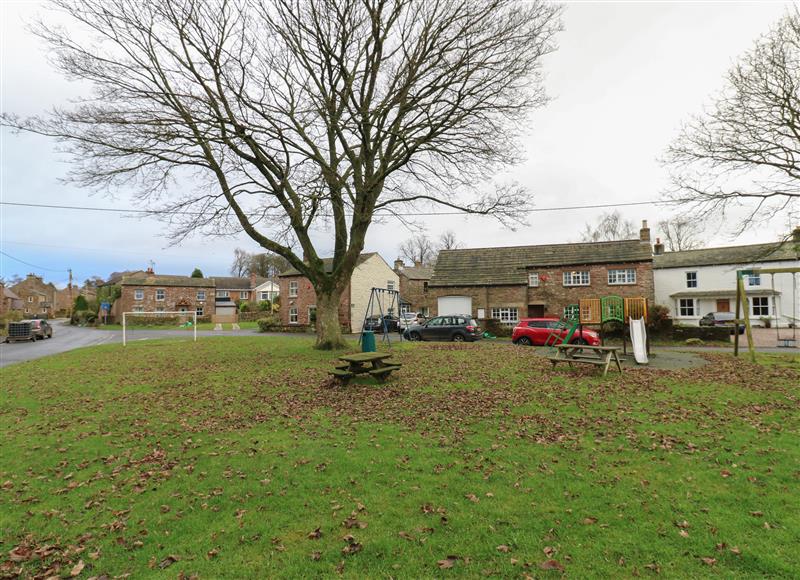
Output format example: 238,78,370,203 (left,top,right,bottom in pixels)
698,312,745,334
398,312,424,330
25,319,53,340
511,318,600,346
403,315,481,342
363,315,401,333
